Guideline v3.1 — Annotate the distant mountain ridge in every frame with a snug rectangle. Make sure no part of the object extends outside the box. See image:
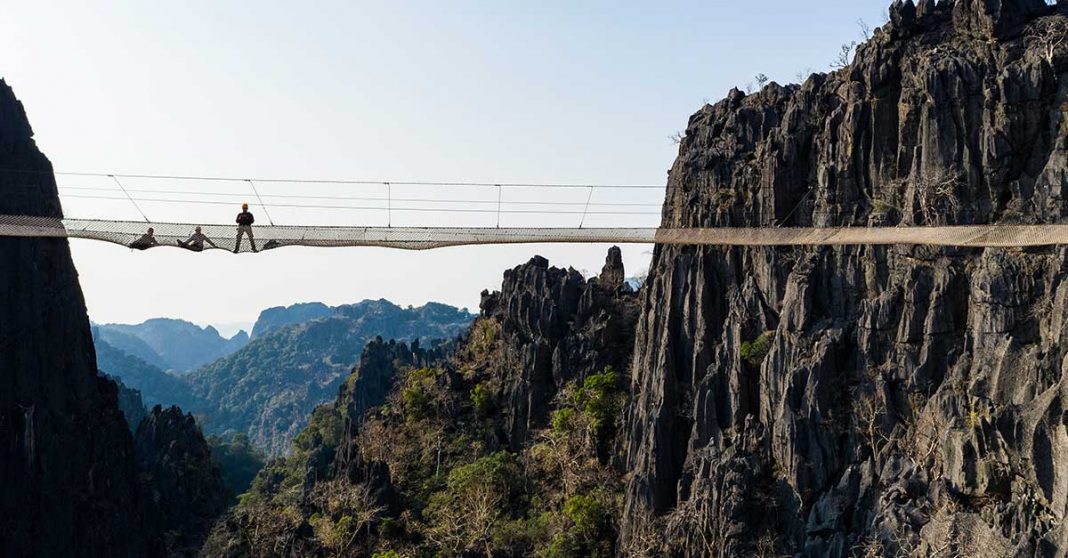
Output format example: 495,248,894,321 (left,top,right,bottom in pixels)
250,302,334,338
96,318,250,373
95,299,475,456
190,299,475,455
92,330,203,412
